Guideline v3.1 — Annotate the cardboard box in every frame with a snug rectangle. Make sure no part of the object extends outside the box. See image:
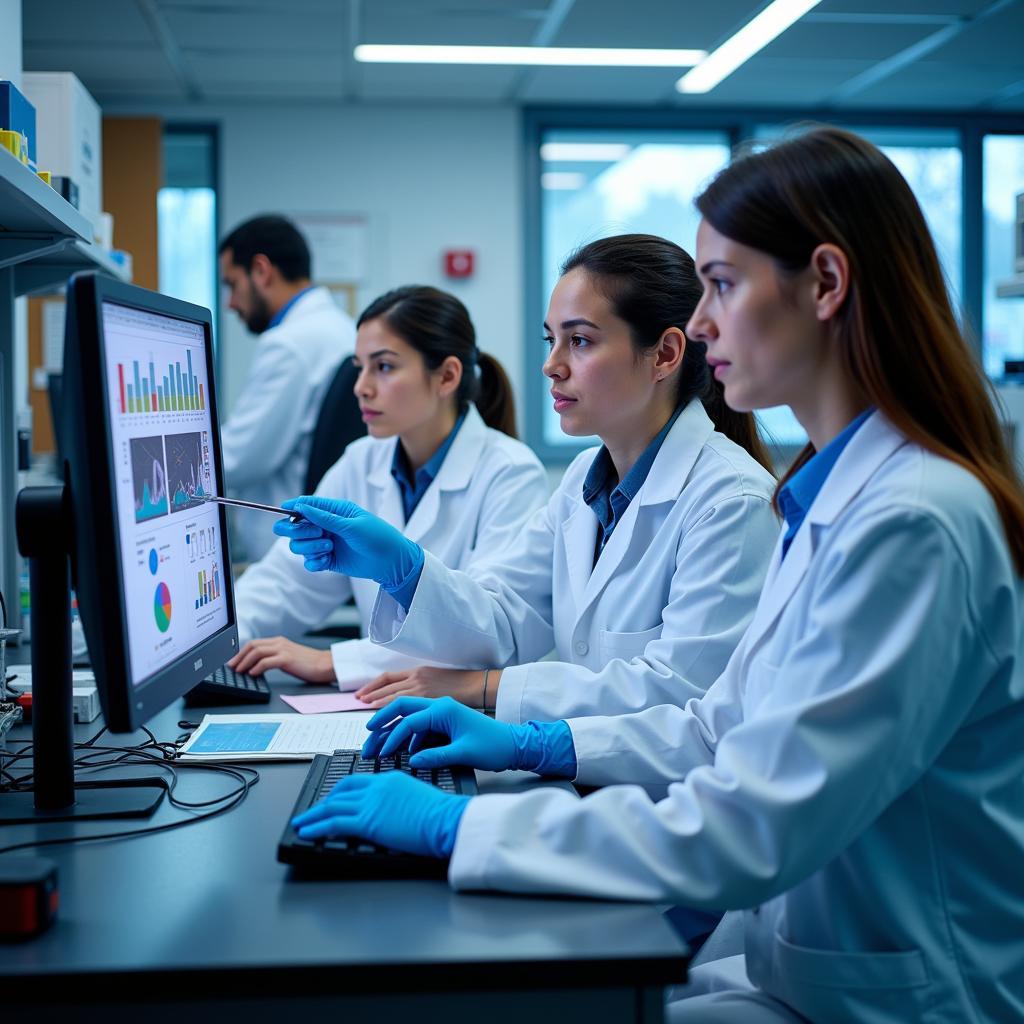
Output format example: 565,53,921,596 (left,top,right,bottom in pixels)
0,81,37,171
22,72,102,238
